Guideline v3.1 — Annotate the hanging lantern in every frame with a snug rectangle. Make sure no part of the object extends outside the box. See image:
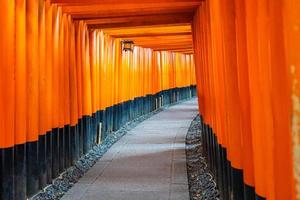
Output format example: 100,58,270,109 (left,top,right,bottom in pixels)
122,40,134,52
